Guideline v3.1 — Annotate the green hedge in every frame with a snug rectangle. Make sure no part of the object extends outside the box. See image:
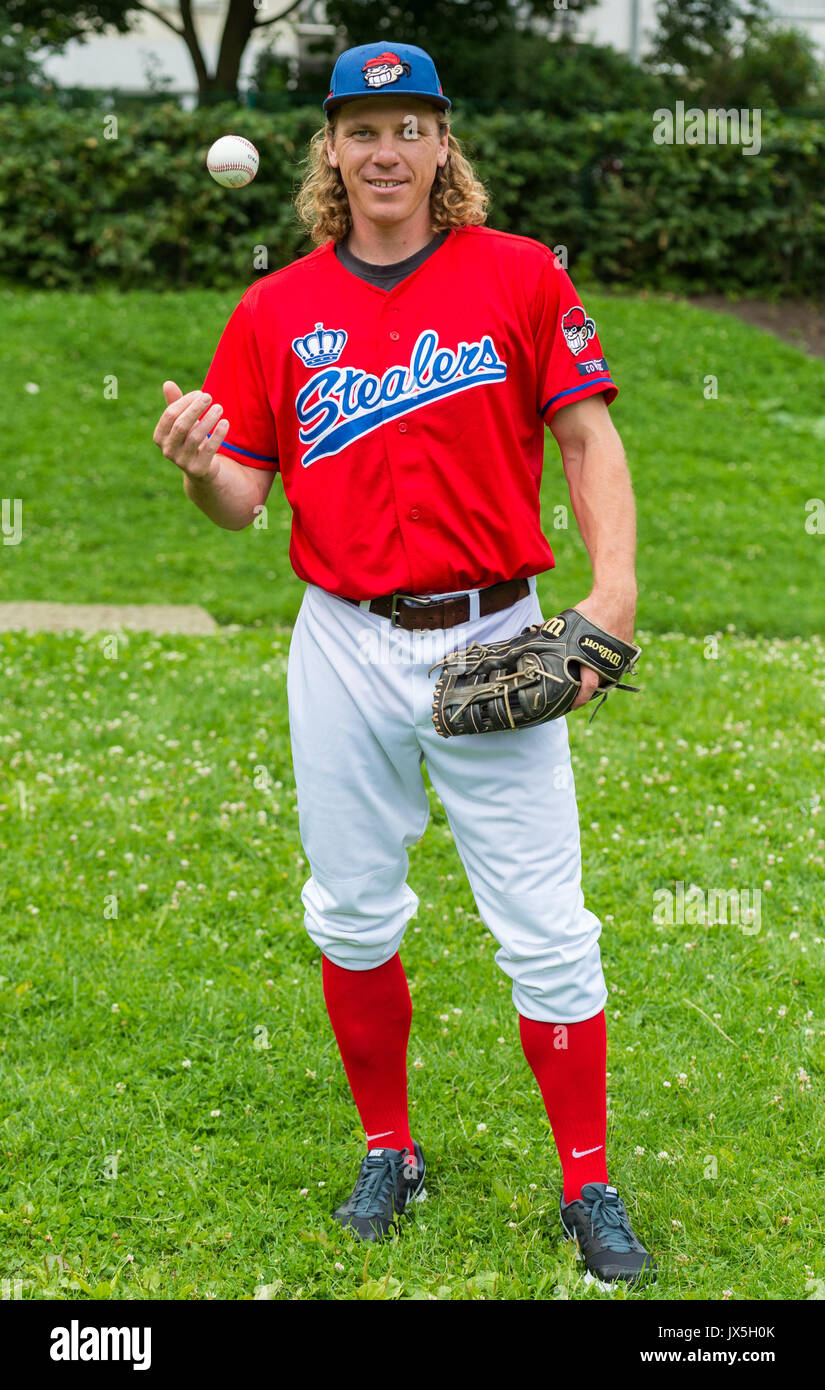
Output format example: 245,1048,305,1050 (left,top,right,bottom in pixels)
1,101,823,294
